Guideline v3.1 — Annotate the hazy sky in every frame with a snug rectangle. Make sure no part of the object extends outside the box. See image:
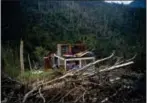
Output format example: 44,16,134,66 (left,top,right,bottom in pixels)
104,0,134,5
